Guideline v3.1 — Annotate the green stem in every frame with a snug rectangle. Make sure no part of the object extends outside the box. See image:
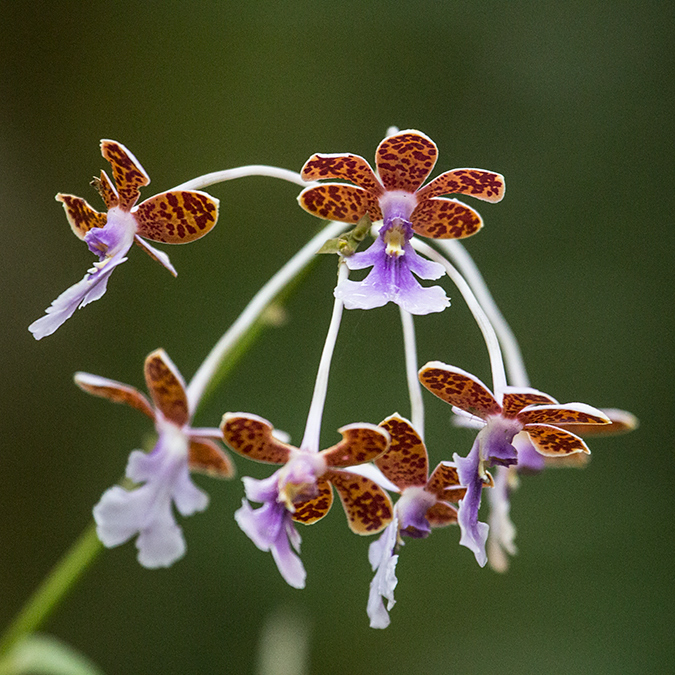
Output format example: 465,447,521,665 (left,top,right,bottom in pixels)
0,523,102,657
